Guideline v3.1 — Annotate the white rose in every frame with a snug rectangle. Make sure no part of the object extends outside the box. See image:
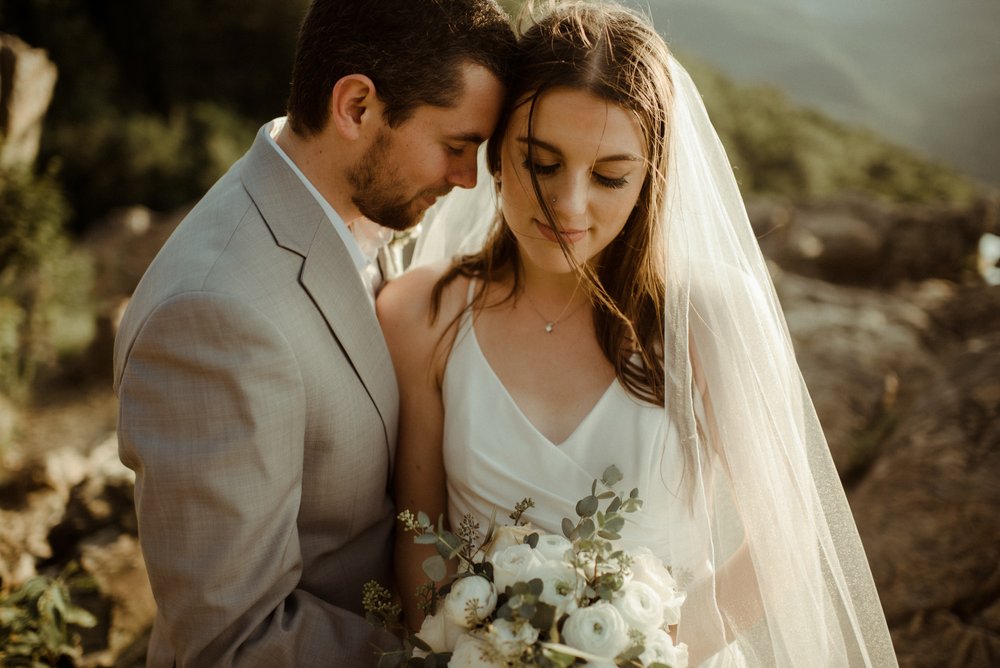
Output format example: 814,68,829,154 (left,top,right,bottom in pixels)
450,633,506,668
628,548,686,625
485,618,539,661
485,523,536,558
491,543,546,593
613,580,665,634
561,602,630,659
444,575,497,628
533,534,574,562
639,628,689,668
414,611,464,653
534,559,585,617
